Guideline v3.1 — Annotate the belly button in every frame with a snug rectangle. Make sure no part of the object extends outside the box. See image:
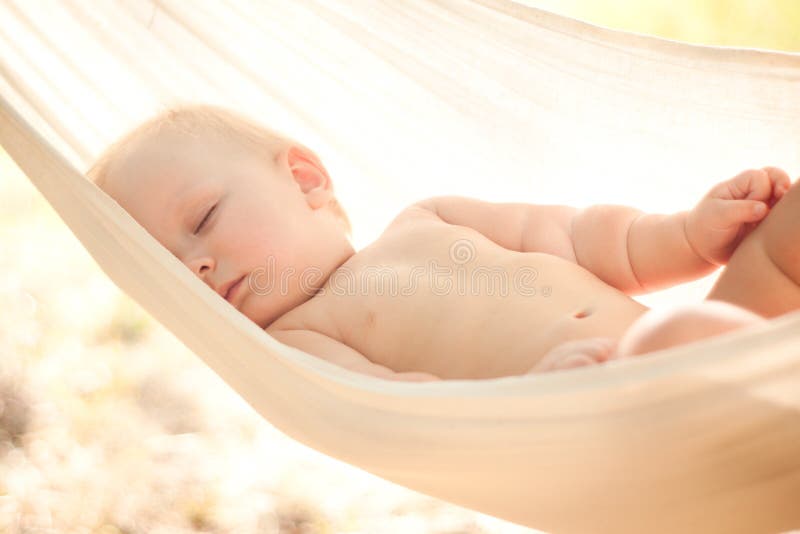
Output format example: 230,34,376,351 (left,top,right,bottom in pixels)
573,307,594,319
